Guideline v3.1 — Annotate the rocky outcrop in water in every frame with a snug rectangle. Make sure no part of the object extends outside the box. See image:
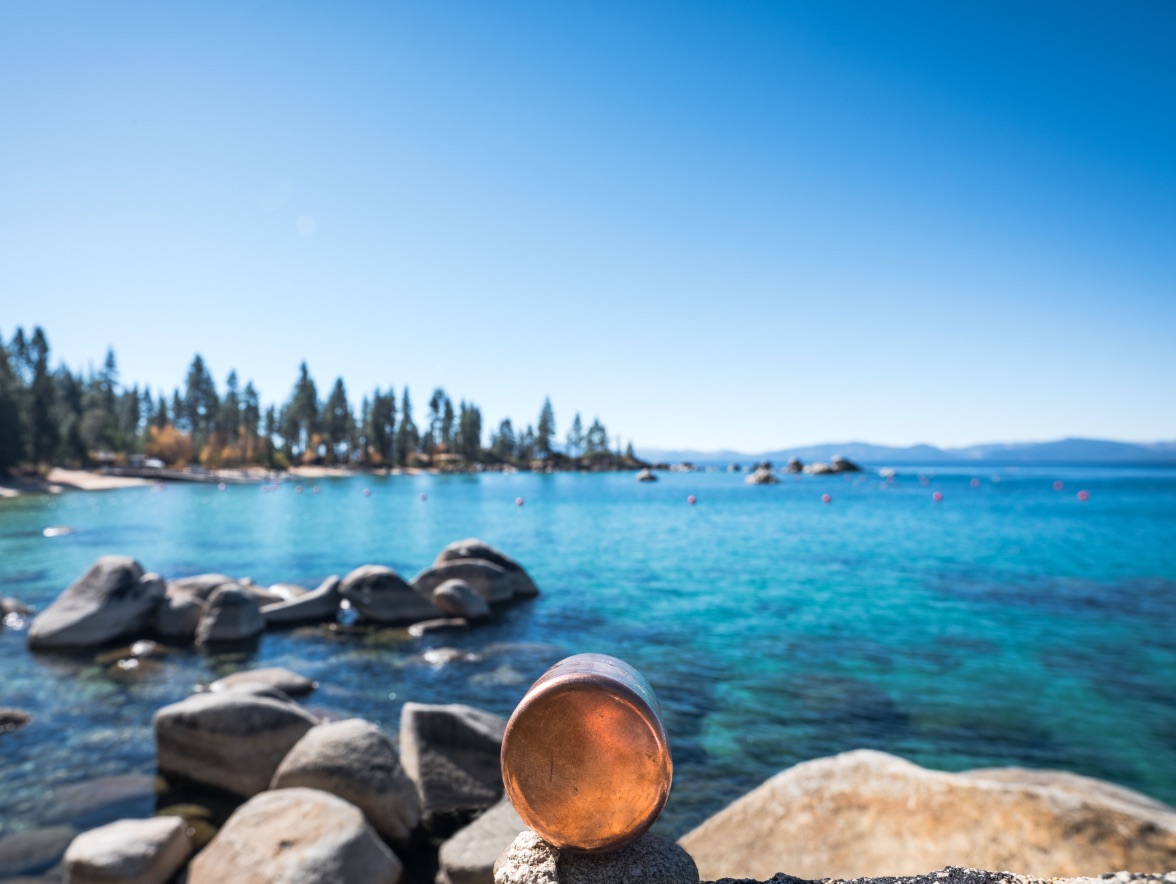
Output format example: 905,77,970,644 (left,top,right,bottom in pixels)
678,750,1176,881
434,539,541,598
194,584,265,645
208,666,317,697
413,560,523,605
803,455,862,474
27,556,164,649
340,564,444,624
260,574,341,625
432,578,493,621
